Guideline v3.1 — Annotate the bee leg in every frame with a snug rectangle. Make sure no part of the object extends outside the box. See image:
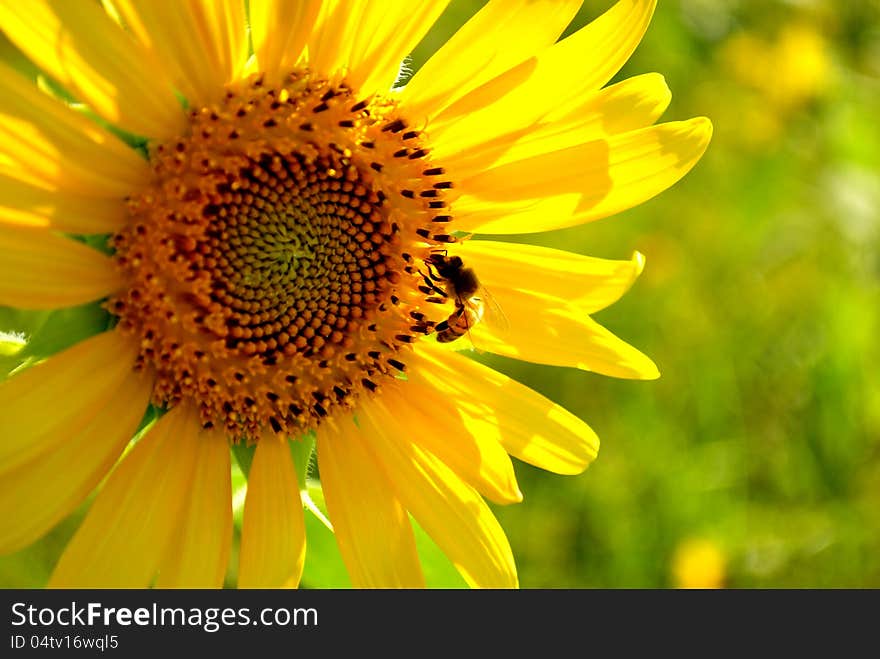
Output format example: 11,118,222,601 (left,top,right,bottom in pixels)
426,264,446,285
417,270,448,297
423,259,448,285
